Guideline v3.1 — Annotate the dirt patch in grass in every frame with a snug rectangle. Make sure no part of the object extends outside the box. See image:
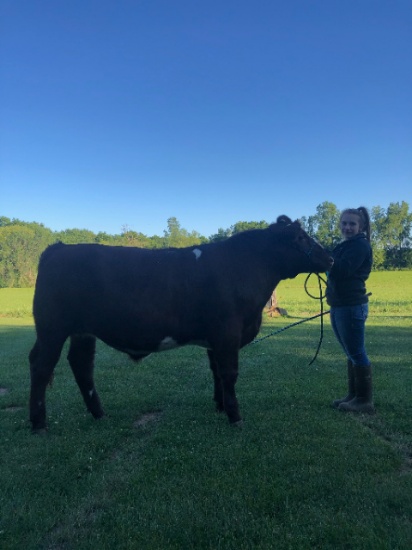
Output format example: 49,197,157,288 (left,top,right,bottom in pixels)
4,405,23,412
358,415,412,475
133,410,162,428
0,387,9,396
